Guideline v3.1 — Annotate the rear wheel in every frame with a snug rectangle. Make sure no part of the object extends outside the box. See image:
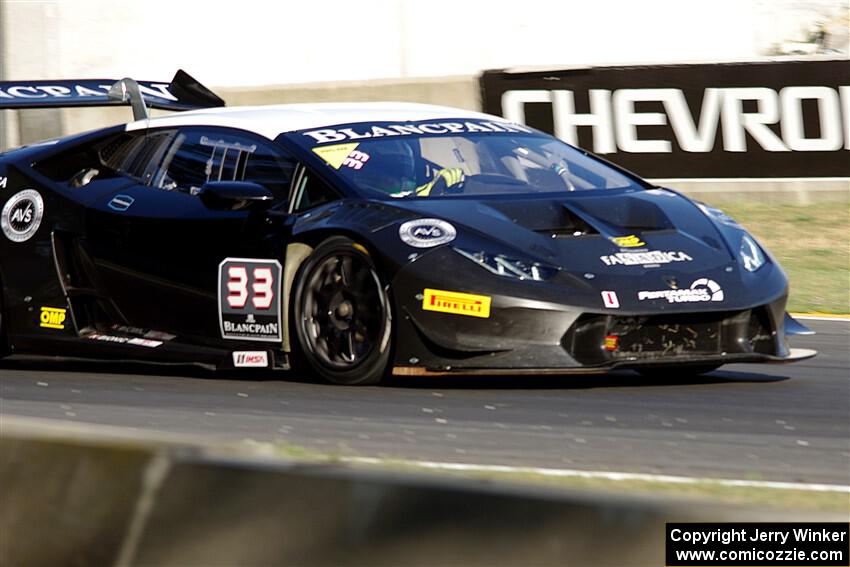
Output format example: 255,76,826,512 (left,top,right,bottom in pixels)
292,237,392,385
637,364,722,378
